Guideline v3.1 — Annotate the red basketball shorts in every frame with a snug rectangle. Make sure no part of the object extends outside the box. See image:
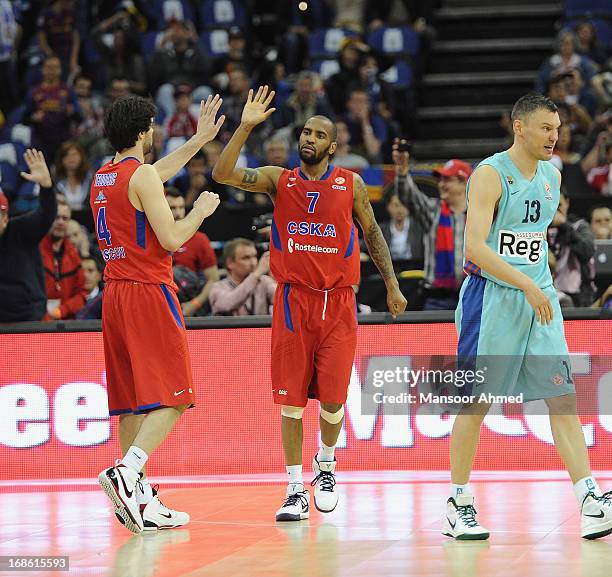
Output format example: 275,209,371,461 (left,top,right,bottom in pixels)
102,280,195,416
271,284,358,407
